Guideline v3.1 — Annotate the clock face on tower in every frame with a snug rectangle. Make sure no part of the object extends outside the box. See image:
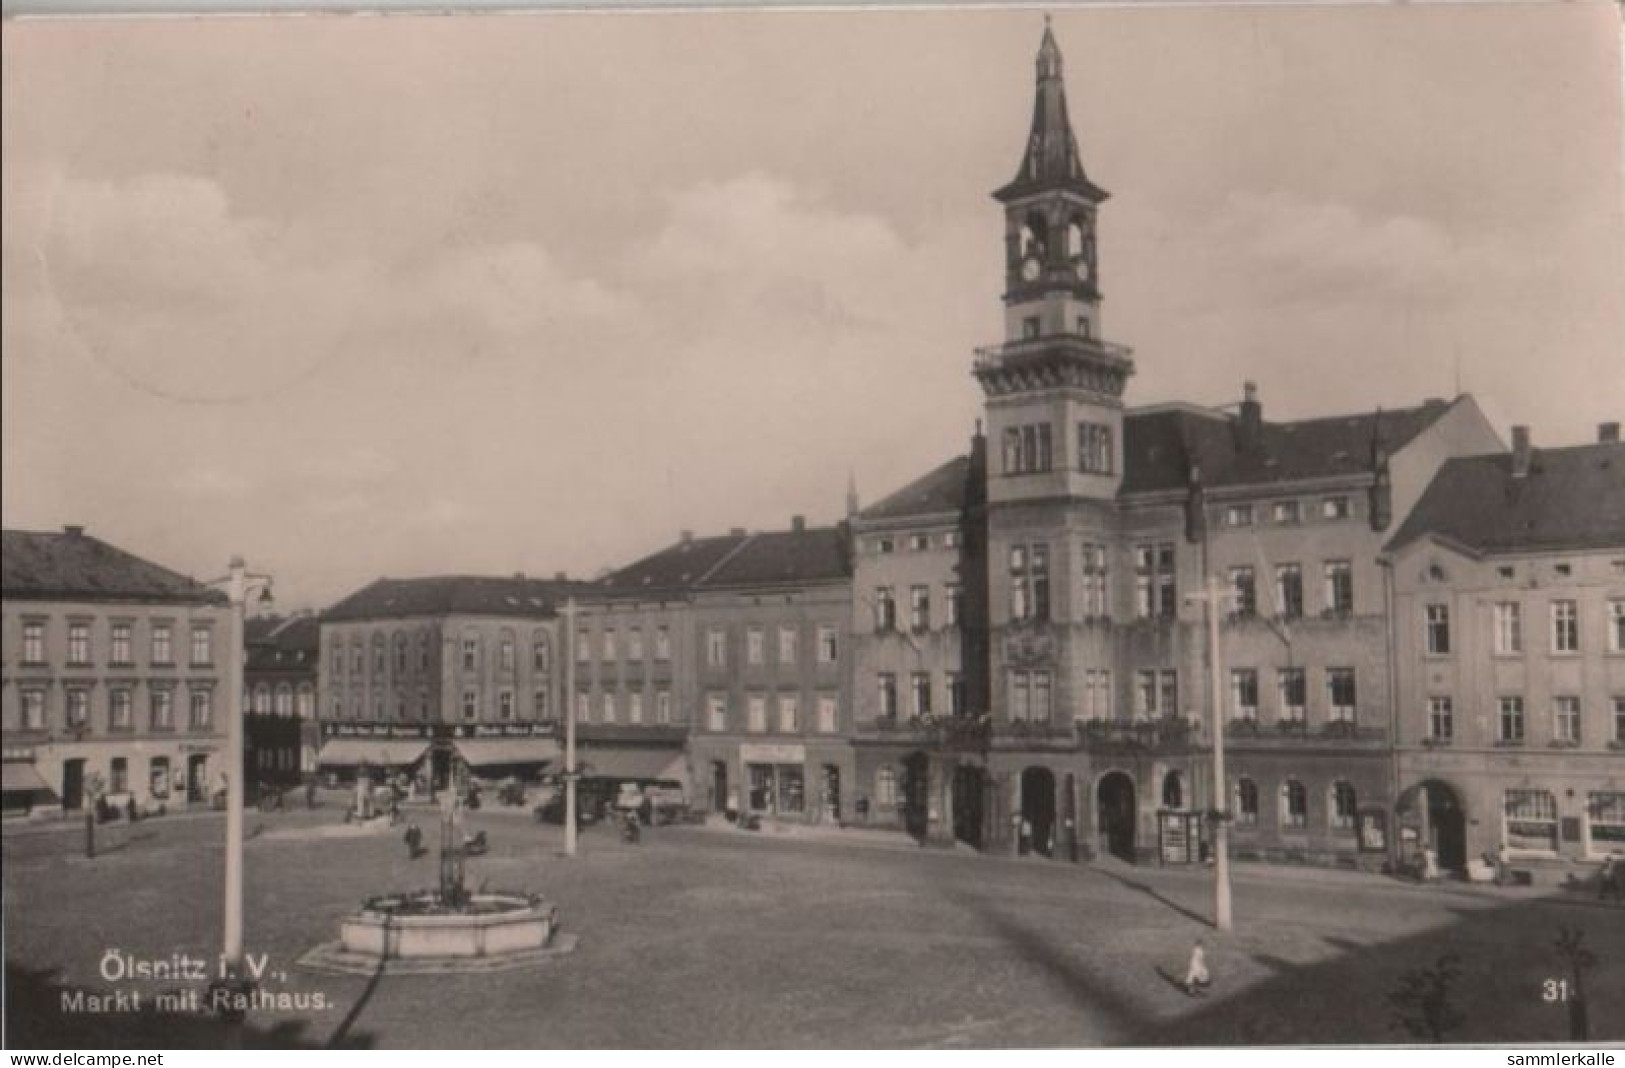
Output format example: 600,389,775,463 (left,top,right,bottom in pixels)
1020,256,1042,282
